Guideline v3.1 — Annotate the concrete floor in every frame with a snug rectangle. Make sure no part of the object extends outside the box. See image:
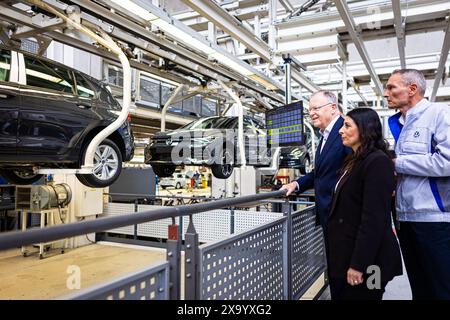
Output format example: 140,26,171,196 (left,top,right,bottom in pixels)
0,242,166,299
317,266,412,300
